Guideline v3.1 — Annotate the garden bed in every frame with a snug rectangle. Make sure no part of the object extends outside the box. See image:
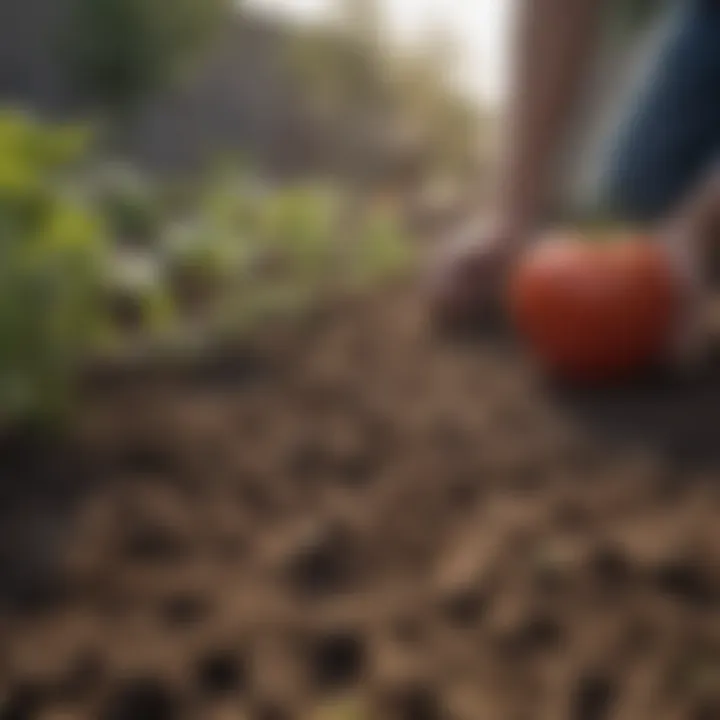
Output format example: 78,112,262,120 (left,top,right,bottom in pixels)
3,283,720,719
